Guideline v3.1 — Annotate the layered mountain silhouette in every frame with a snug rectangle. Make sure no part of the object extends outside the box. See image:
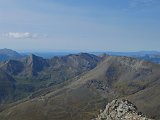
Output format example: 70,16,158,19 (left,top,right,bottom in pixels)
0,48,23,61
0,52,159,120
0,52,101,103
